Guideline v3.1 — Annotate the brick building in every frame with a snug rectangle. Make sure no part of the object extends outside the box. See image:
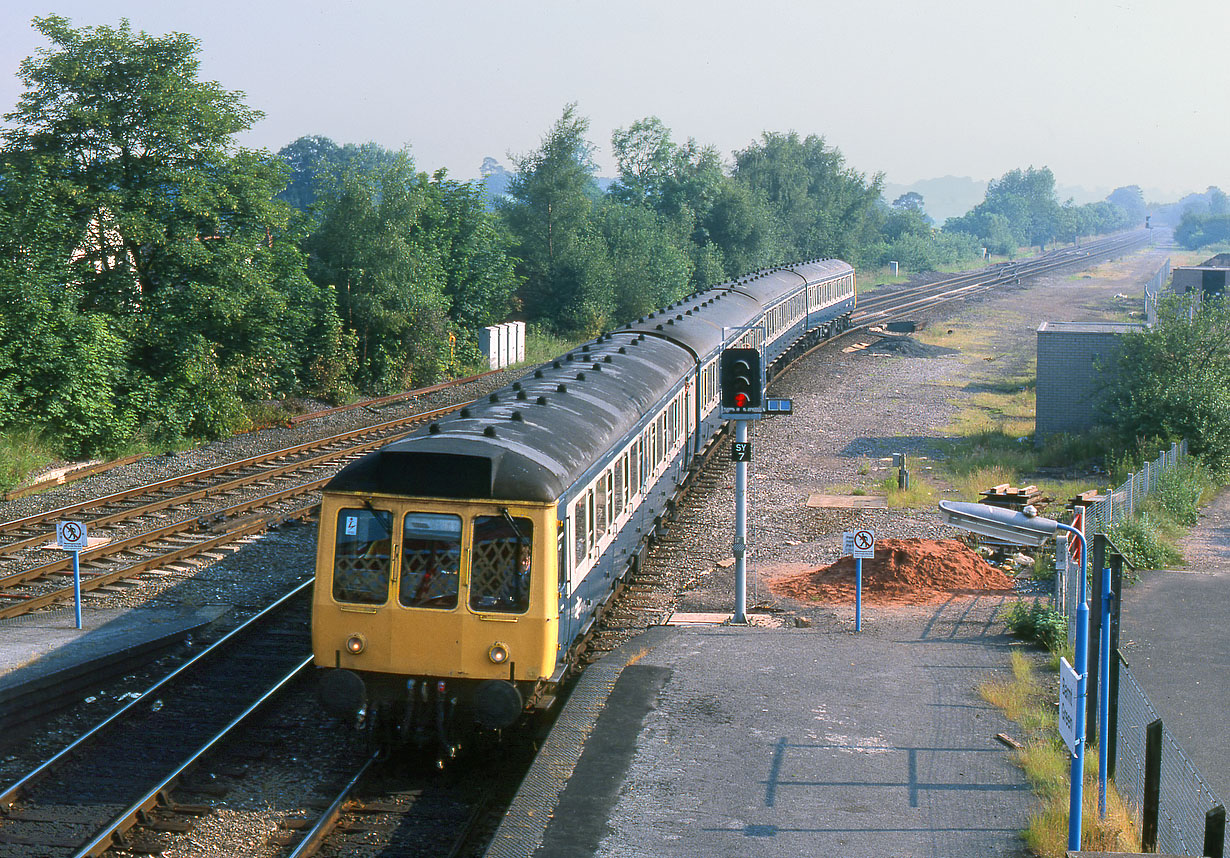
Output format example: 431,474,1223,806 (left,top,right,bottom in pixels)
1035,321,1144,441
